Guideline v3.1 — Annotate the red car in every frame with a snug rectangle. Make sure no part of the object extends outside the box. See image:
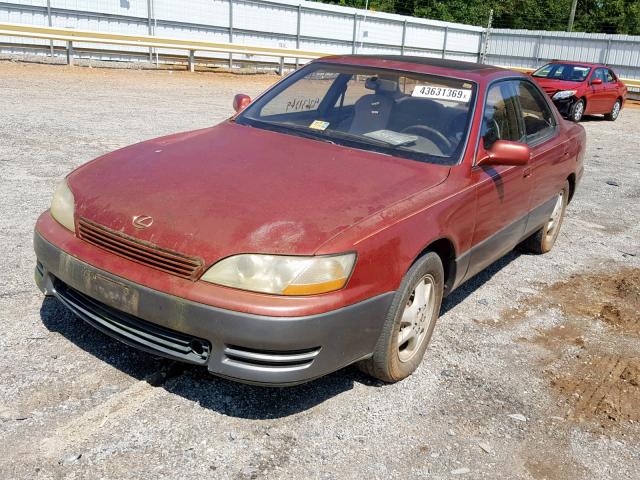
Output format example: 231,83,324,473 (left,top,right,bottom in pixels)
34,56,585,386
531,61,627,122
